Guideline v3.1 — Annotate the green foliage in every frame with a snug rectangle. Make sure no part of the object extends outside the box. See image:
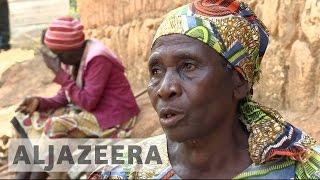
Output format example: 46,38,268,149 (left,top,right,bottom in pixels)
69,0,79,19
70,0,77,9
